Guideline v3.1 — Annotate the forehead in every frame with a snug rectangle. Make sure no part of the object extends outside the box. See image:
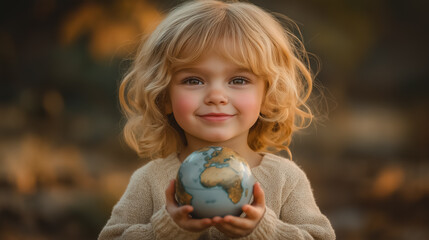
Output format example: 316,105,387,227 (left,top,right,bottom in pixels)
170,41,258,76
173,54,258,79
